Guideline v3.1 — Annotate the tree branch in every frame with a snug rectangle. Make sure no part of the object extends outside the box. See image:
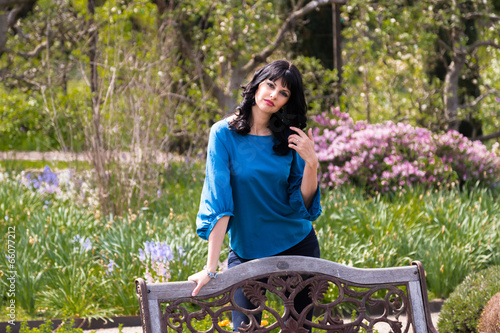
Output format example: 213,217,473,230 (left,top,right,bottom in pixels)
240,0,347,76
459,87,499,109
6,4,22,25
16,40,47,58
467,40,500,53
437,38,453,53
477,131,500,142
463,12,500,21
